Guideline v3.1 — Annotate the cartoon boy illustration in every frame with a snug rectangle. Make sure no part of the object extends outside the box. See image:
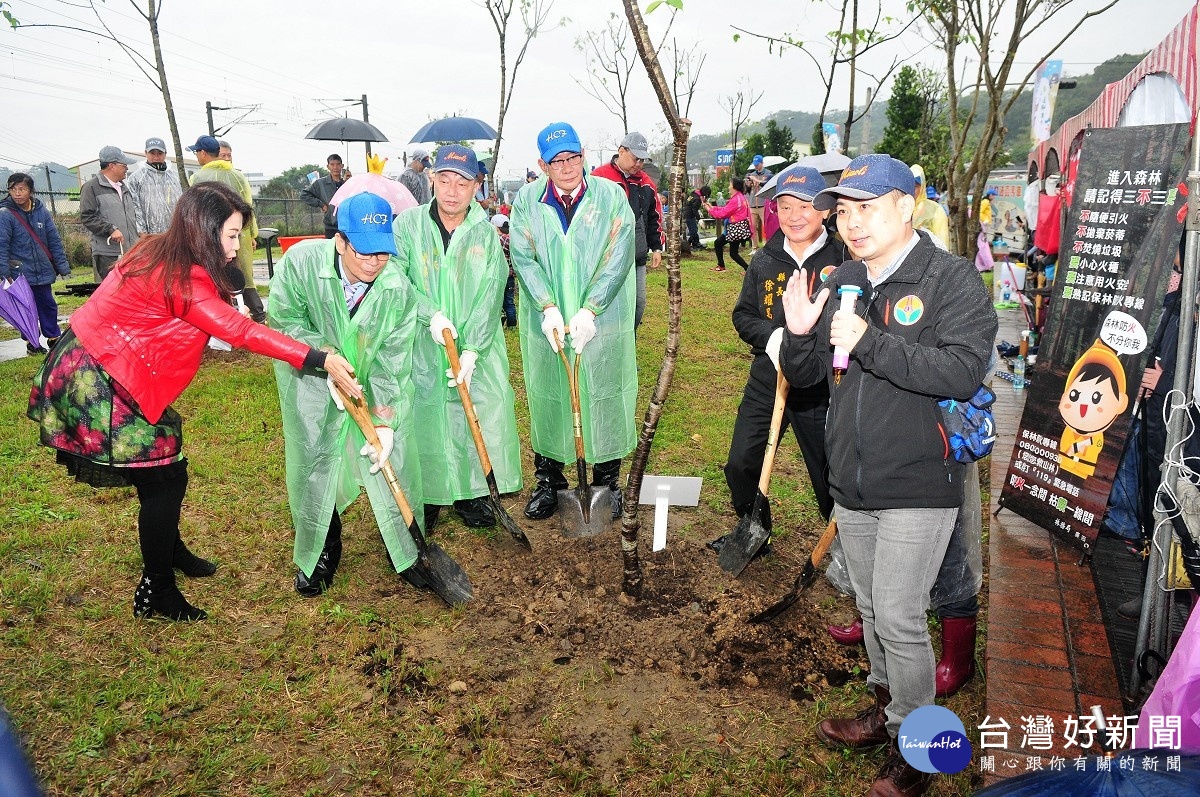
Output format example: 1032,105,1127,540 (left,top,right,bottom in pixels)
1058,339,1129,479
